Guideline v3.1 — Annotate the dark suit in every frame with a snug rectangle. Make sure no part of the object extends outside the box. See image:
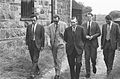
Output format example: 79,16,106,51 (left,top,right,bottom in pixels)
26,23,45,75
82,21,101,75
101,22,119,72
64,25,85,79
